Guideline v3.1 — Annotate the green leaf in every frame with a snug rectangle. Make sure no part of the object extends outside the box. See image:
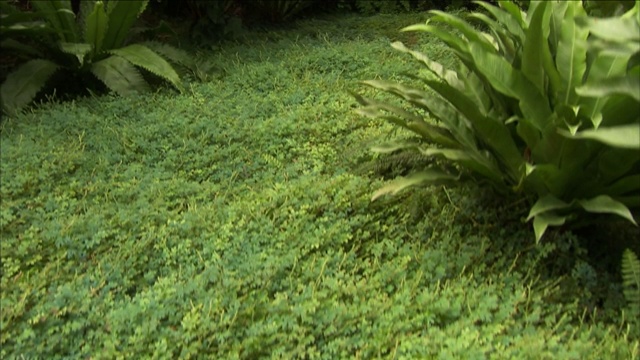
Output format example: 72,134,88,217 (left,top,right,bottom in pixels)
0,59,59,115
576,75,640,102
371,170,458,201
85,1,108,58
576,15,640,43
559,124,640,149
468,42,552,131
102,0,148,50
578,195,638,225
604,175,640,197
521,0,550,94
532,211,568,243
555,1,589,105
30,0,79,43
579,53,629,128
473,1,526,45
419,147,504,184
371,140,419,154
109,44,183,92
429,10,496,53
90,55,149,96
402,23,471,64
526,194,571,221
